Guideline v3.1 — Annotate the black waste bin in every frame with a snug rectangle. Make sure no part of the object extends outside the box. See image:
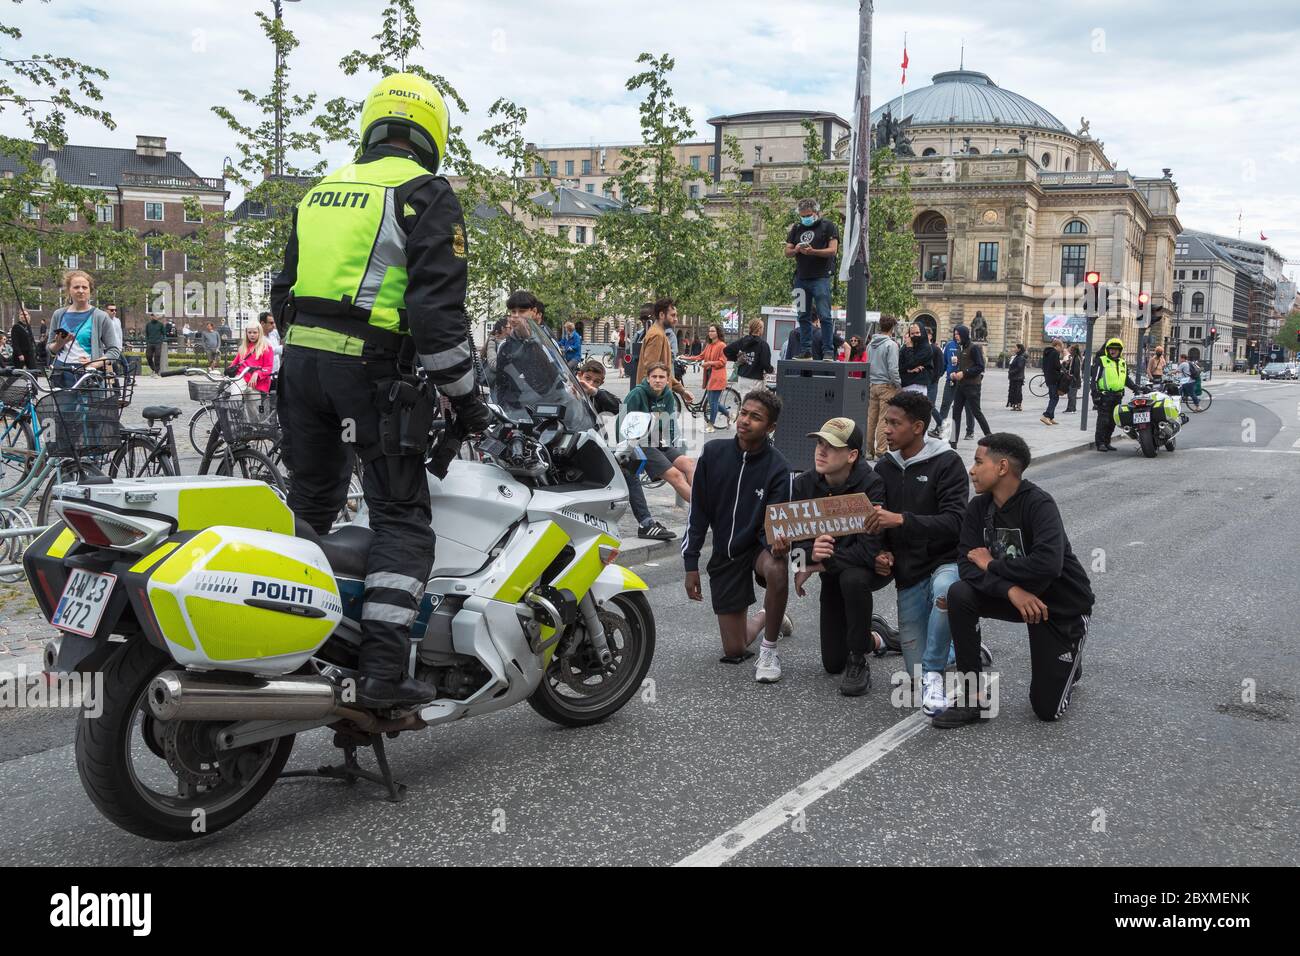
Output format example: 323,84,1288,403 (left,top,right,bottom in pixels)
772,359,869,472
